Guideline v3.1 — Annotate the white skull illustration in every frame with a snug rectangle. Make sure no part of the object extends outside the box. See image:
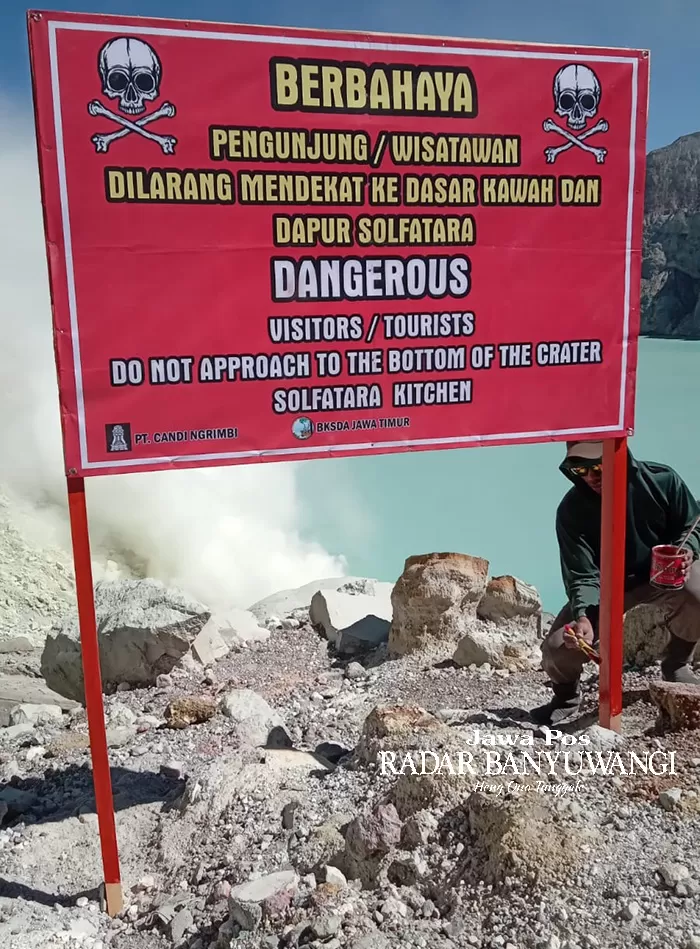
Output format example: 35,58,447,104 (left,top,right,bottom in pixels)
553,64,601,131
98,37,161,115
